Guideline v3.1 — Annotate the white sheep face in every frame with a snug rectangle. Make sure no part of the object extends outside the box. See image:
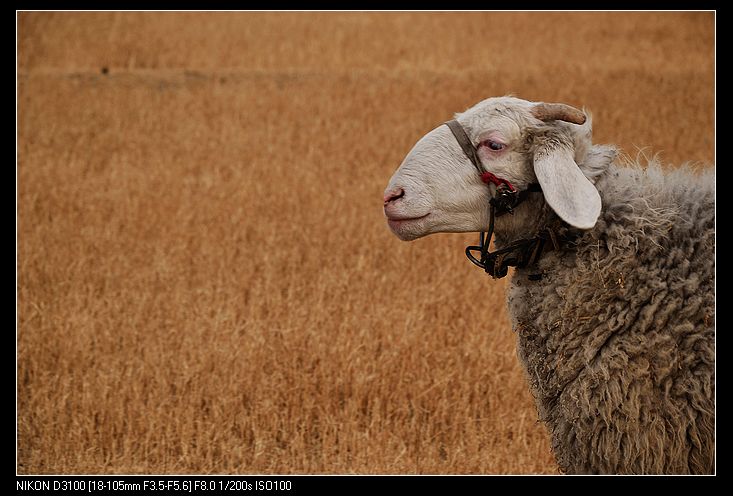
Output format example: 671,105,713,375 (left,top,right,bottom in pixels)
384,96,607,241
383,96,538,241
